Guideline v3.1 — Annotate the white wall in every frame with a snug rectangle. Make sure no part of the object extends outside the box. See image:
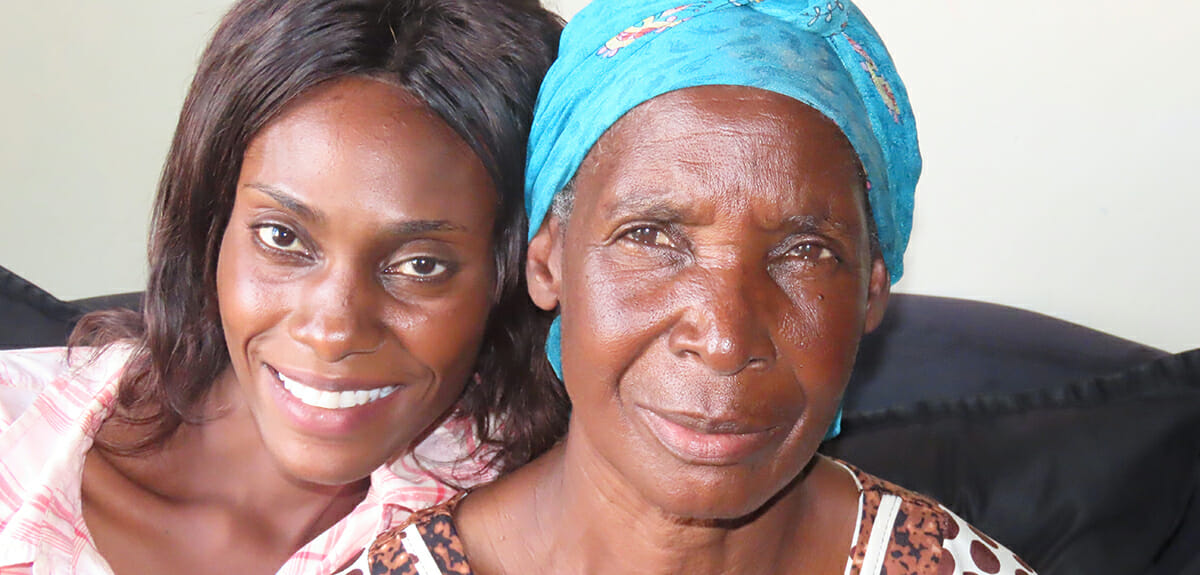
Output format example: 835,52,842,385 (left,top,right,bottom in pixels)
840,0,1200,354
0,1,234,298
2,1,1196,353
